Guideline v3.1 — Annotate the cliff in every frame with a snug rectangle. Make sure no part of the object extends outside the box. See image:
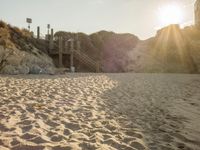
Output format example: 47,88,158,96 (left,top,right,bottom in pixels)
1,20,200,74
0,21,55,74
55,31,139,72
127,25,200,73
